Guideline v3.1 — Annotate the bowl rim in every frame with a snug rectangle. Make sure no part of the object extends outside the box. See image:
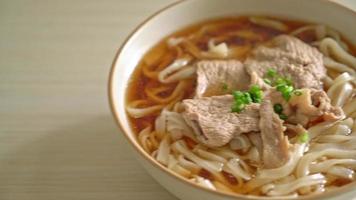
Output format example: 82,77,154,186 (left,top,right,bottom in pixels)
108,0,356,199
